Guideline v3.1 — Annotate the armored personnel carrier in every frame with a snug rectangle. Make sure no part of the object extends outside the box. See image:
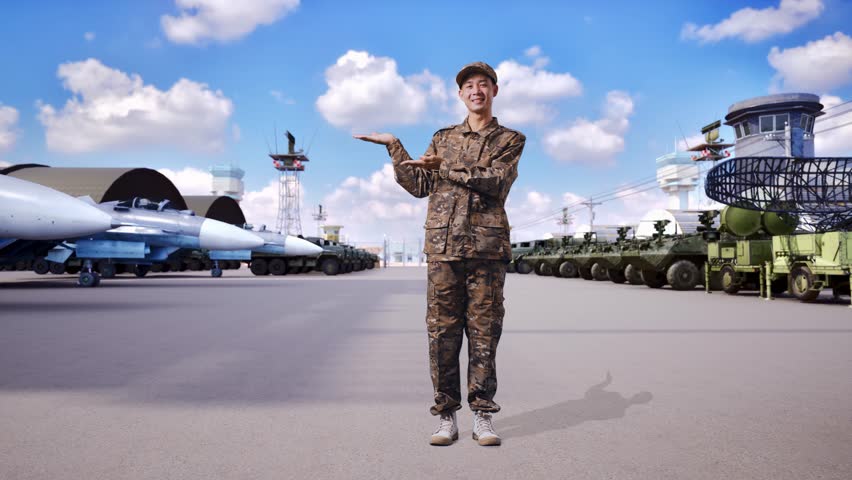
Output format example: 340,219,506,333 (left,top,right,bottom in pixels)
512,239,550,274
517,238,562,276
594,227,642,284
303,236,352,275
